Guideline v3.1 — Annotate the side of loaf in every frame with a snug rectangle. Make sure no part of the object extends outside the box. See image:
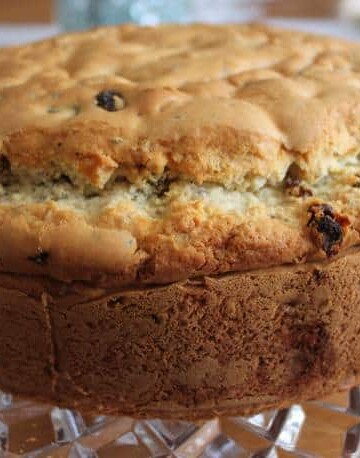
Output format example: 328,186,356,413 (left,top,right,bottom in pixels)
1,249,360,419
